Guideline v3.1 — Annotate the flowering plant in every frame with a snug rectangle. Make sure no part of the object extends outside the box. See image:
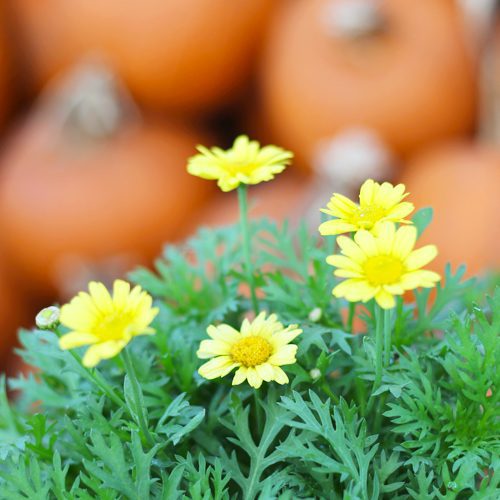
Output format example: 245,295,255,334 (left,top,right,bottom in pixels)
0,139,498,499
